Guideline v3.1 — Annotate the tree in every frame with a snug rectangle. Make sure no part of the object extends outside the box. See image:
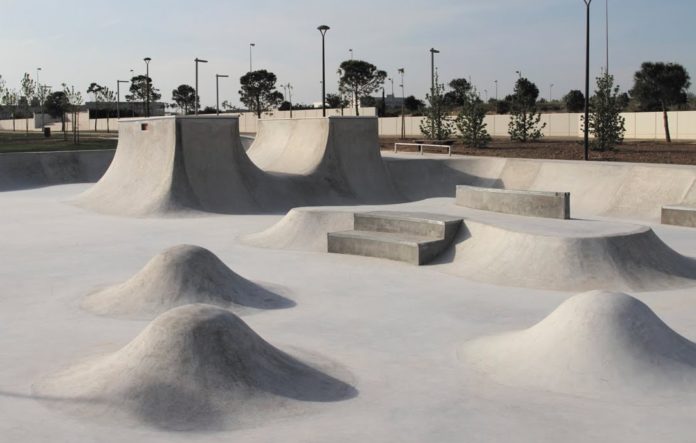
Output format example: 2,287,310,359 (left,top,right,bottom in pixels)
325,93,348,110
44,91,70,136
172,84,197,115
20,73,36,134
585,73,625,151
444,78,472,107
455,88,491,148
87,83,105,130
508,77,546,142
404,95,425,114
126,75,161,115
419,74,455,140
2,89,19,131
101,87,115,132
563,90,585,112
338,60,387,116
238,70,283,118
63,84,83,145
630,62,691,142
